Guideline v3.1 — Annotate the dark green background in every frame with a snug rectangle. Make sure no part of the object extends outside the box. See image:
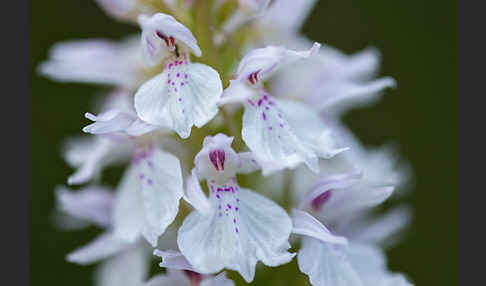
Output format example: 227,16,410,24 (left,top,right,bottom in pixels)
30,0,457,285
